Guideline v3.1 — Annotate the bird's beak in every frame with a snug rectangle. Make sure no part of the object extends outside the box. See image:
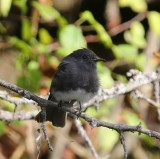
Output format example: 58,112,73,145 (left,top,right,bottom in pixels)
93,58,106,62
